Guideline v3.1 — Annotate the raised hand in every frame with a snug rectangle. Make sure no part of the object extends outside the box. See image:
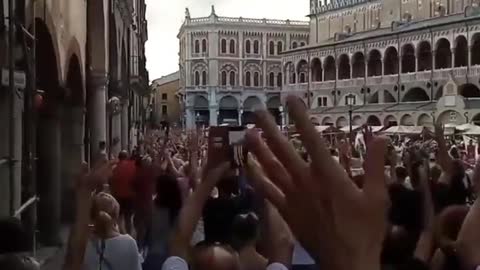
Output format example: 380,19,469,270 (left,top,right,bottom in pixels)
246,96,388,270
